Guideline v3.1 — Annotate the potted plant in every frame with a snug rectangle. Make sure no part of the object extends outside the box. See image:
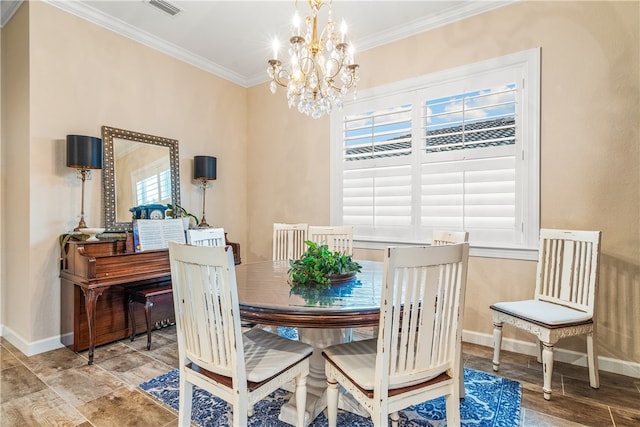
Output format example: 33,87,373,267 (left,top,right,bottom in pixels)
166,204,199,229
288,240,361,289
